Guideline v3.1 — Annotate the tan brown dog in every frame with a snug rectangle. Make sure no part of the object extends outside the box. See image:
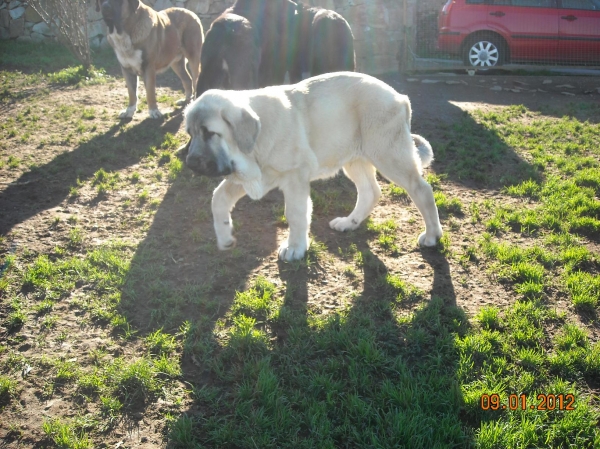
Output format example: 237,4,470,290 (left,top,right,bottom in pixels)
97,0,204,119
